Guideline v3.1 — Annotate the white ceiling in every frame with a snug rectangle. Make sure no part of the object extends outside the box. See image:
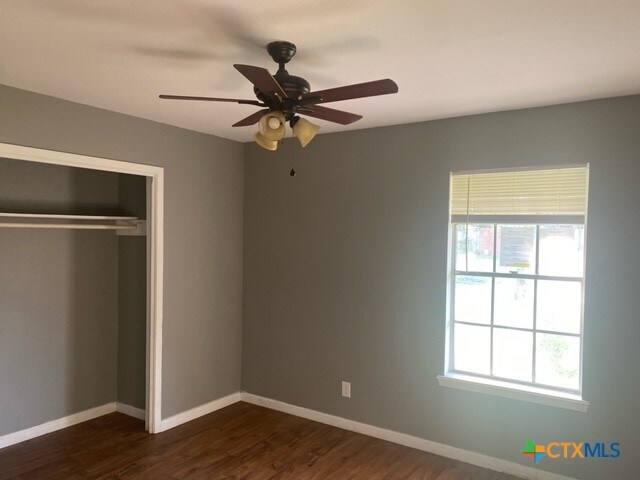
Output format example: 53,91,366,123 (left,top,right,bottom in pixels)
1,0,640,143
